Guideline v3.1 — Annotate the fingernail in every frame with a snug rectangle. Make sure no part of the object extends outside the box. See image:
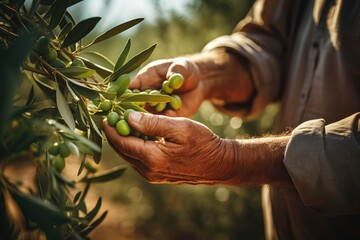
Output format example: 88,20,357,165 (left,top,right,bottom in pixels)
130,111,142,123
